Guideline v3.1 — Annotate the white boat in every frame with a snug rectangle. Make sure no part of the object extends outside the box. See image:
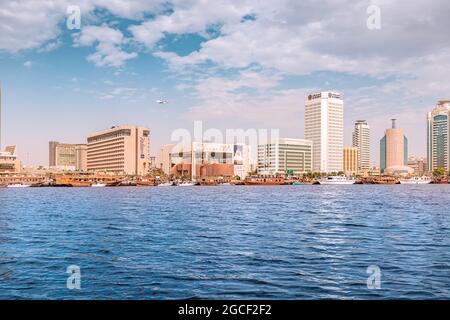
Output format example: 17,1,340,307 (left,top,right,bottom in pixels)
91,183,106,187
7,184,31,188
317,176,355,185
399,176,432,184
178,181,196,187
158,182,174,187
